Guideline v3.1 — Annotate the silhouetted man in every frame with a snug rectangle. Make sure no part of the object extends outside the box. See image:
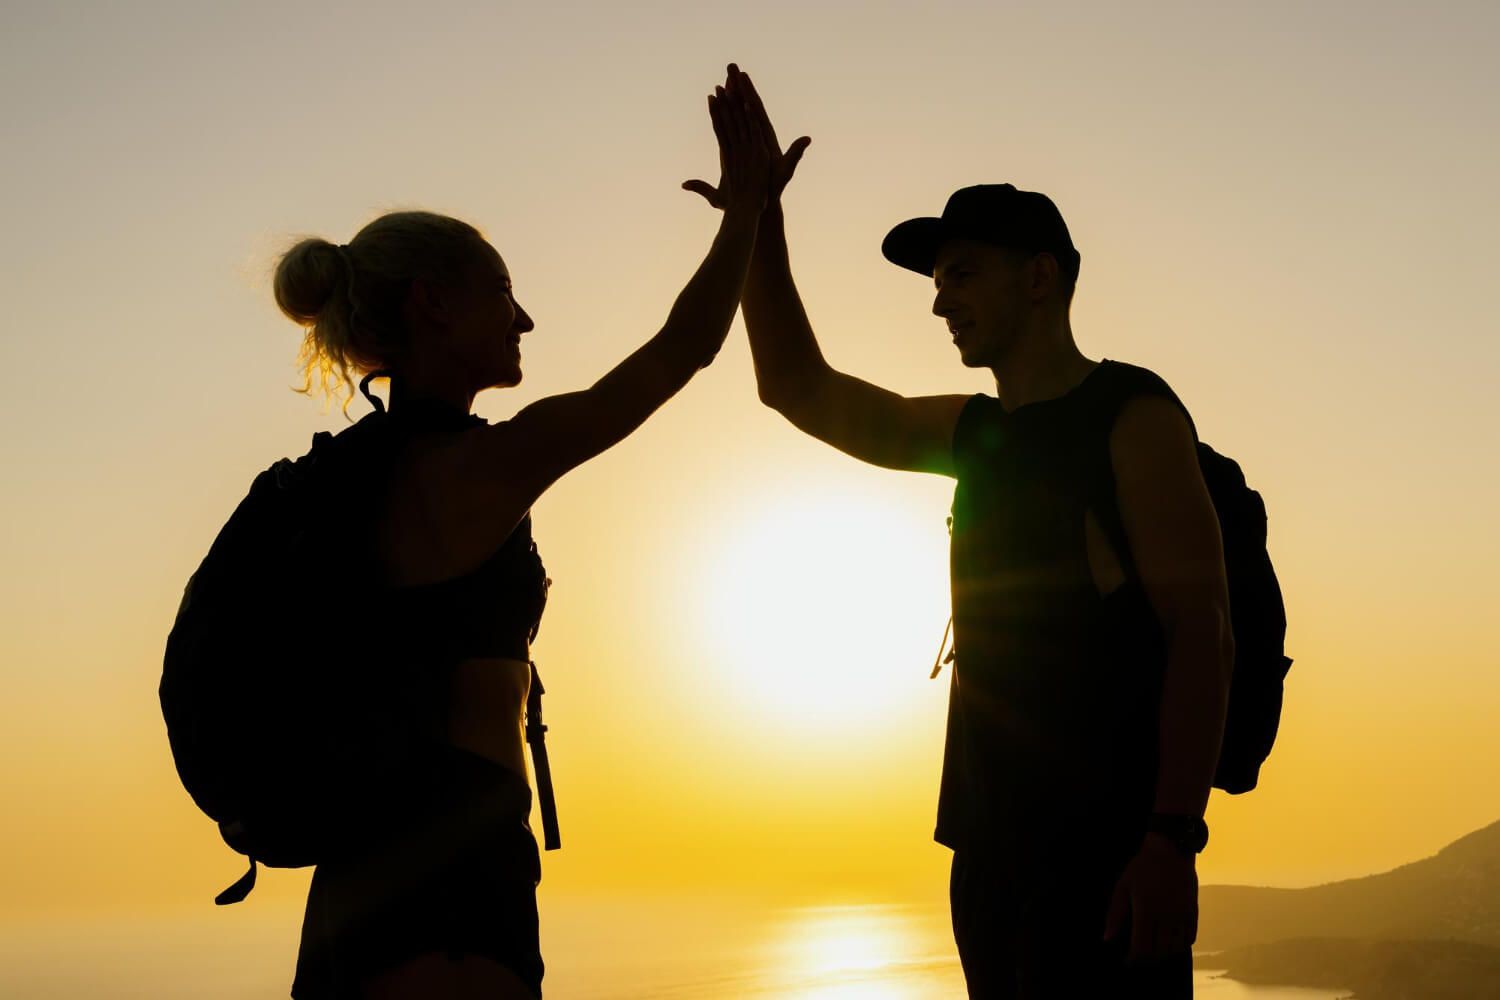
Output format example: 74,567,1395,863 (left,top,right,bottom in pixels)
694,67,1233,999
